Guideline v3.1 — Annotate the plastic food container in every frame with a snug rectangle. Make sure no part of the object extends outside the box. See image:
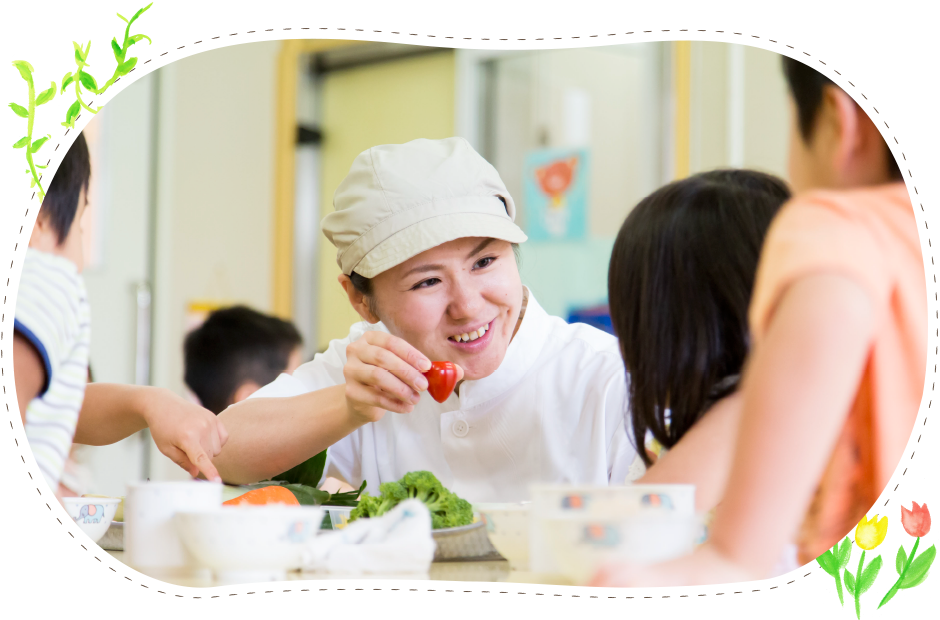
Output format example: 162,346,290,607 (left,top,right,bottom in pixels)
323,506,353,530
528,483,696,576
